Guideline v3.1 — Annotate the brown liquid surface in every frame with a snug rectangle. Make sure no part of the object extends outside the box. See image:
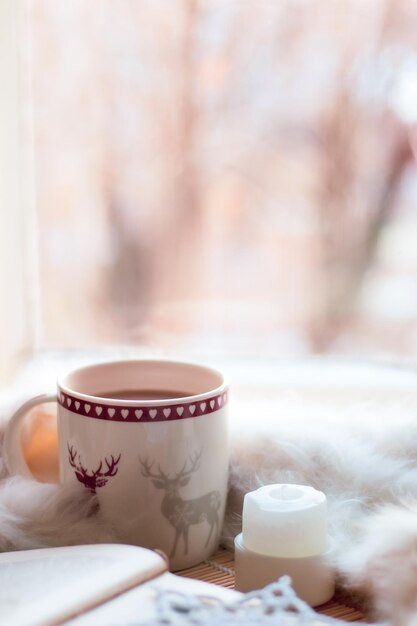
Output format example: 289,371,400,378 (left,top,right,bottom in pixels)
93,389,194,401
